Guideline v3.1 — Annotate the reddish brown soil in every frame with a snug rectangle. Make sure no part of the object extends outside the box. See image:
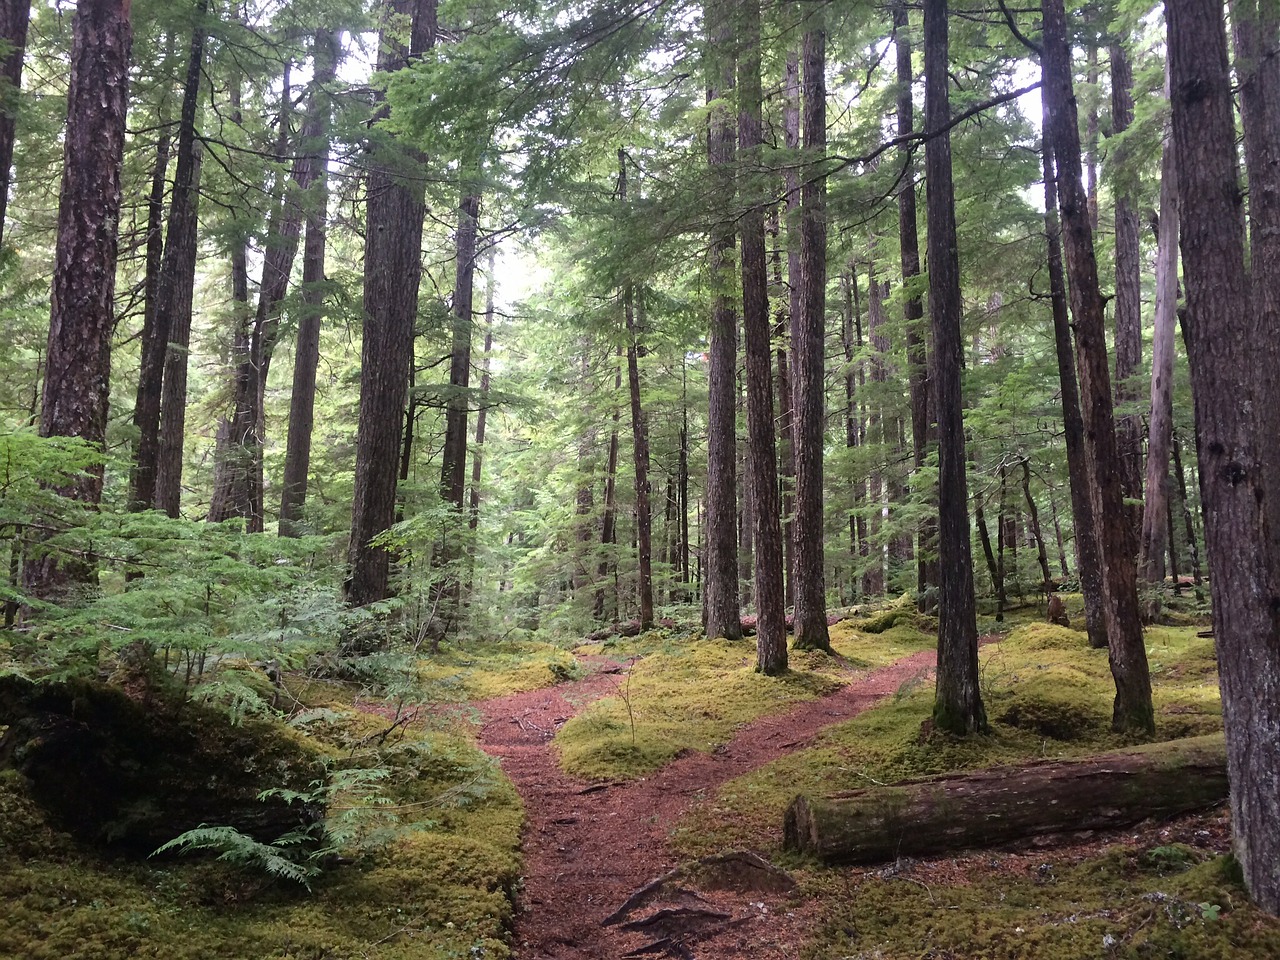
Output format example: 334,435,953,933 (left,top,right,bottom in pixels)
473,647,943,959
